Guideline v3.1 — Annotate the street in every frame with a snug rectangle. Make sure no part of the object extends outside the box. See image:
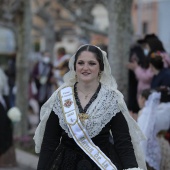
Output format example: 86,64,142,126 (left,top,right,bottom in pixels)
0,149,38,170
0,164,35,170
